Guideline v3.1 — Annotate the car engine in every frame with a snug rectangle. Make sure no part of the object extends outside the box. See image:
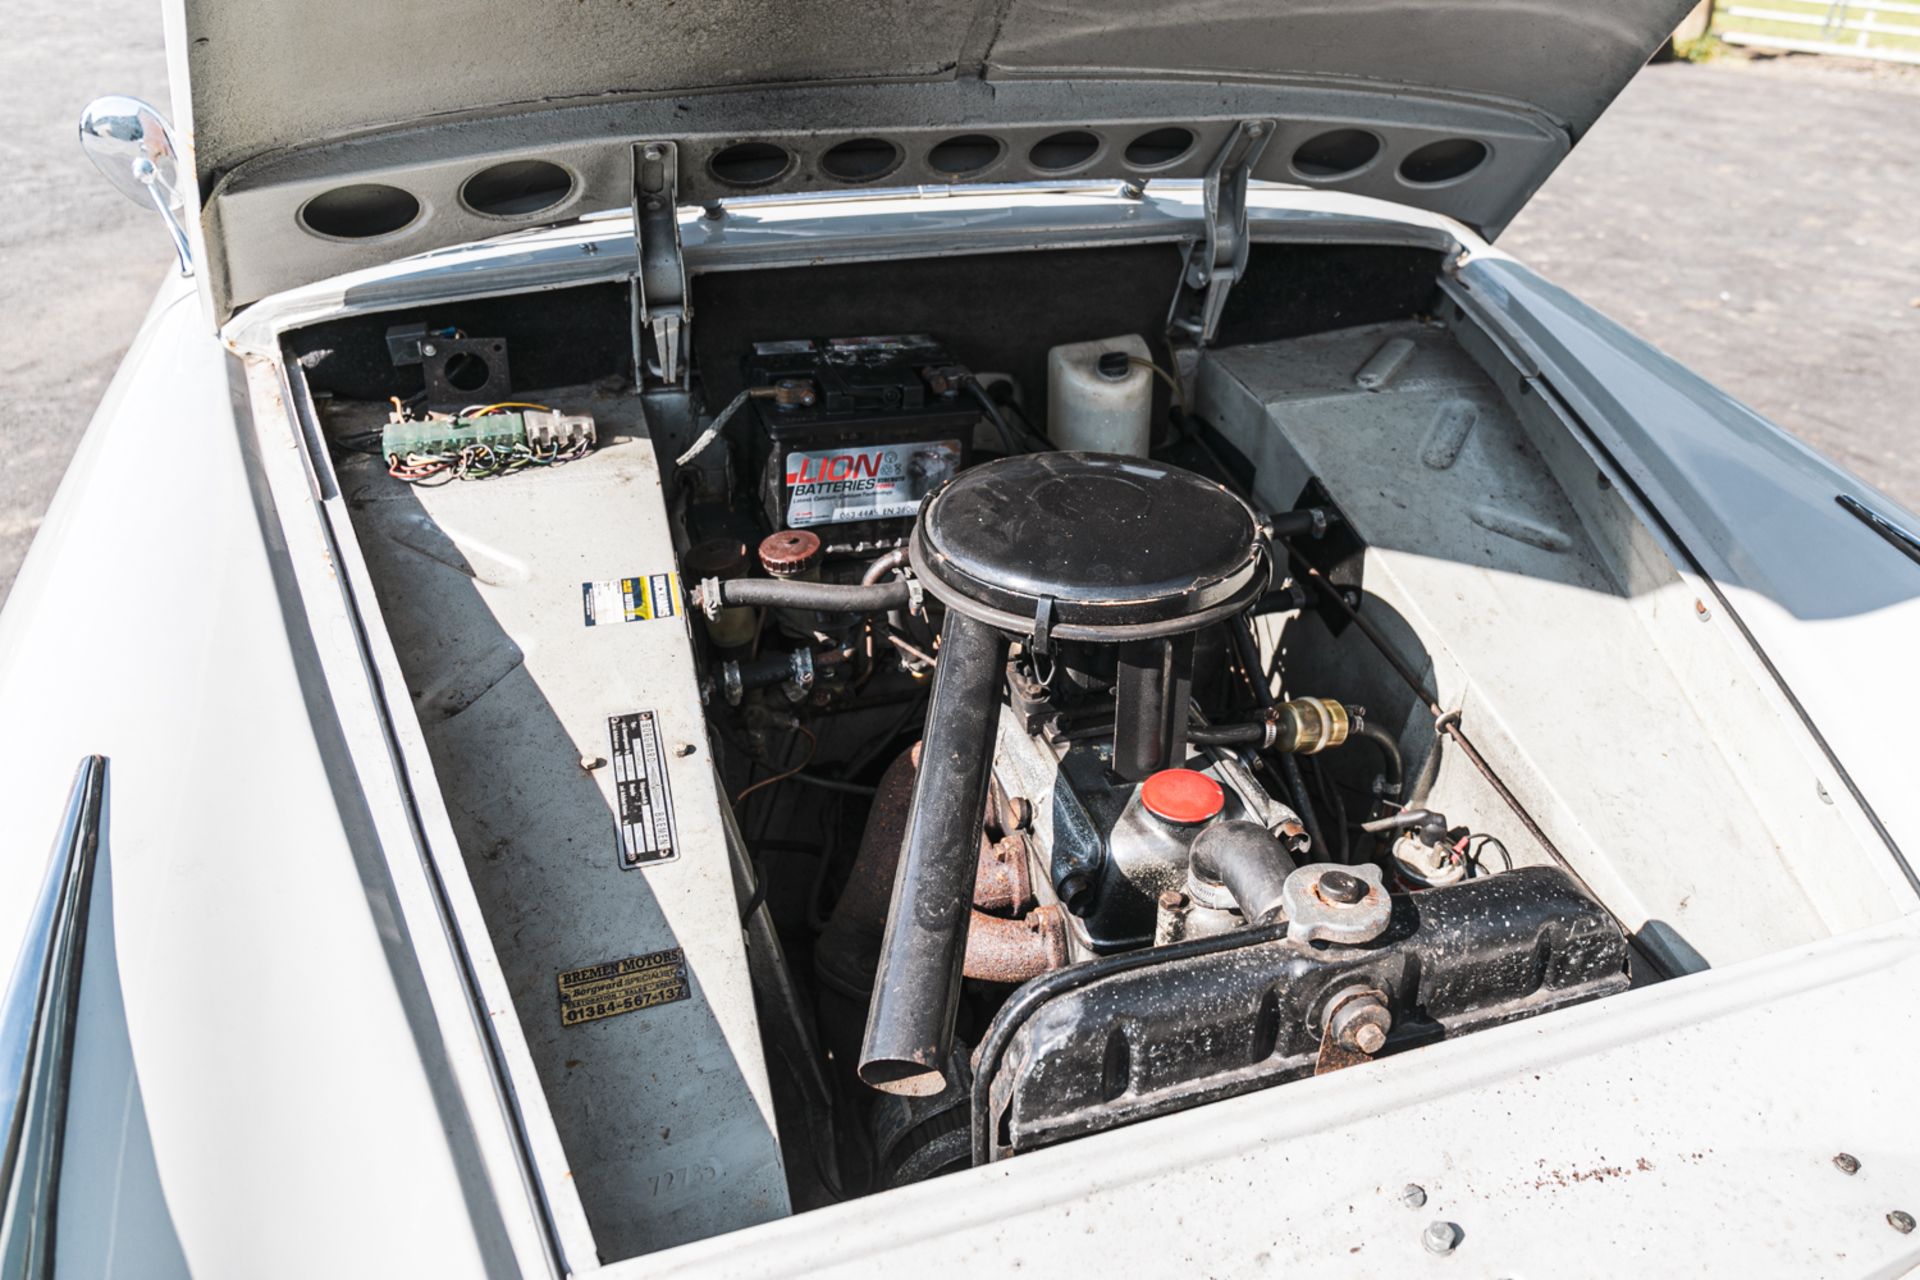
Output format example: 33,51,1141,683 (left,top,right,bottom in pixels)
672,332,1632,1191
